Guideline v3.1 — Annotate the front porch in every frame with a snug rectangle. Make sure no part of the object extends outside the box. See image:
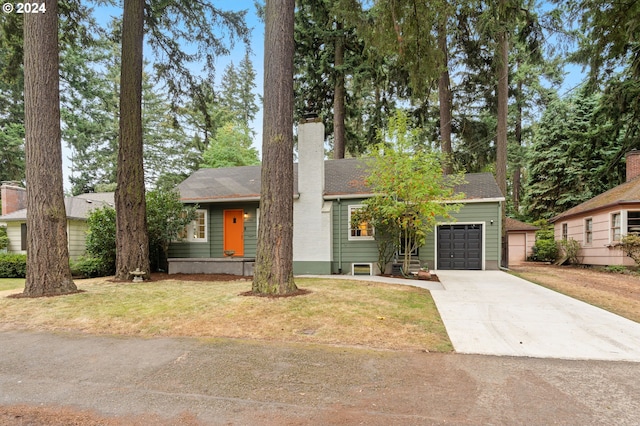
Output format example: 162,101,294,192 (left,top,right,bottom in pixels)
168,257,255,276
